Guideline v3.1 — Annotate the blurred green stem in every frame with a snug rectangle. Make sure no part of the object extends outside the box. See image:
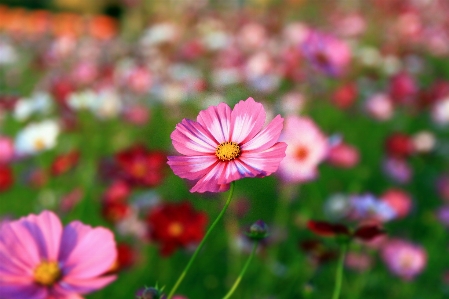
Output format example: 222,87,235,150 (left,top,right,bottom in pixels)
166,182,235,299
332,243,348,299
222,242,258,299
